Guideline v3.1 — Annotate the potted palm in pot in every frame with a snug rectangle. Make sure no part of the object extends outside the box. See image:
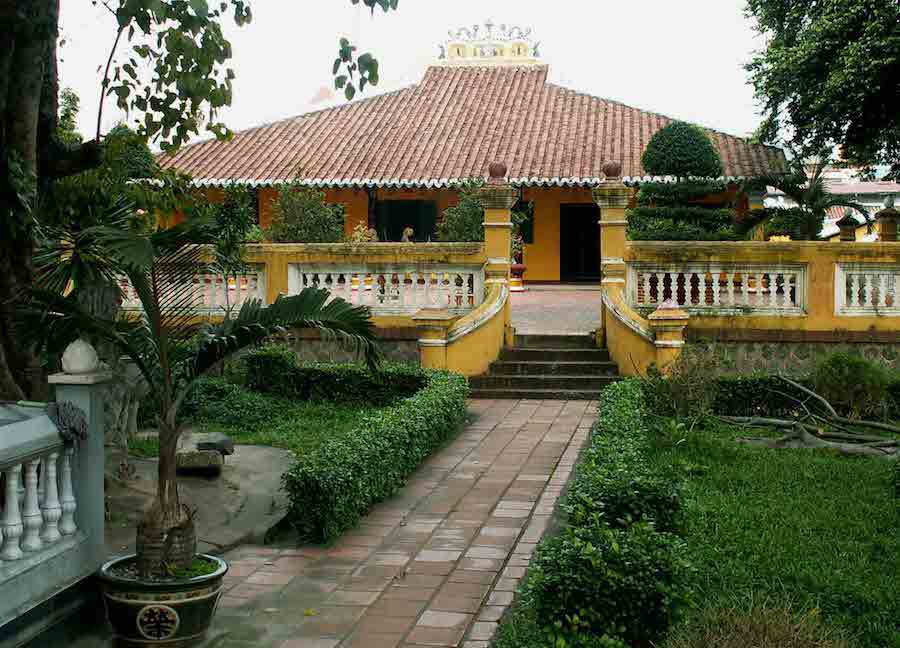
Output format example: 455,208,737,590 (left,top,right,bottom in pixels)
23,221,379,646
